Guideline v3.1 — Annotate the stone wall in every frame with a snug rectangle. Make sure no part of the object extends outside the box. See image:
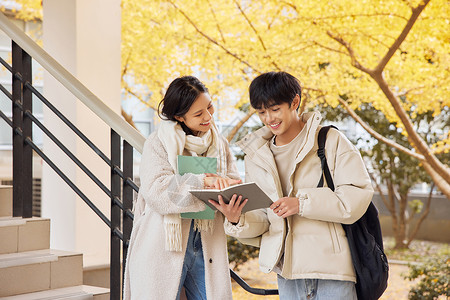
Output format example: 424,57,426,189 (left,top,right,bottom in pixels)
372,192,449,243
